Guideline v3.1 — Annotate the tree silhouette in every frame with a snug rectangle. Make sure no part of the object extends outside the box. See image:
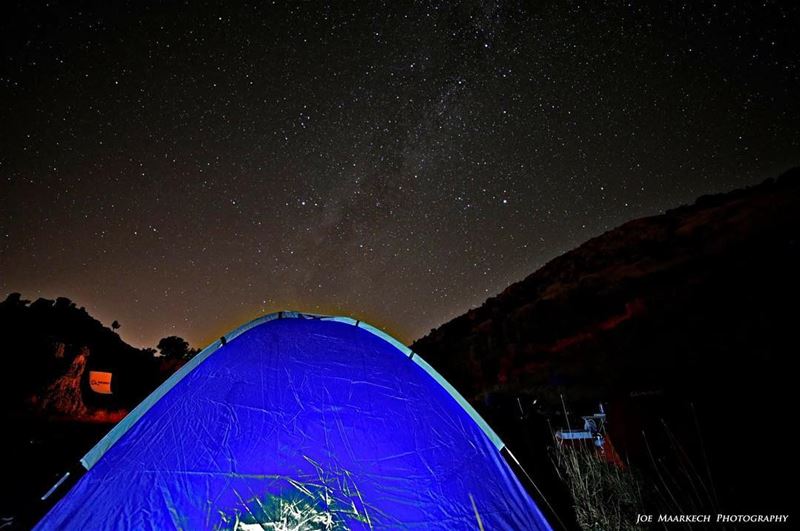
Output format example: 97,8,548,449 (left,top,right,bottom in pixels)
157,336,192,359
111,320,121,331
3,292,29,308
